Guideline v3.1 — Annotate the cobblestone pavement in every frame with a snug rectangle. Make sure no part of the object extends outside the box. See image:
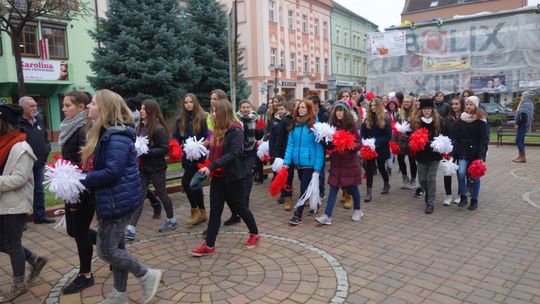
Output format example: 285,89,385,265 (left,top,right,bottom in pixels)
1,145,540,304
